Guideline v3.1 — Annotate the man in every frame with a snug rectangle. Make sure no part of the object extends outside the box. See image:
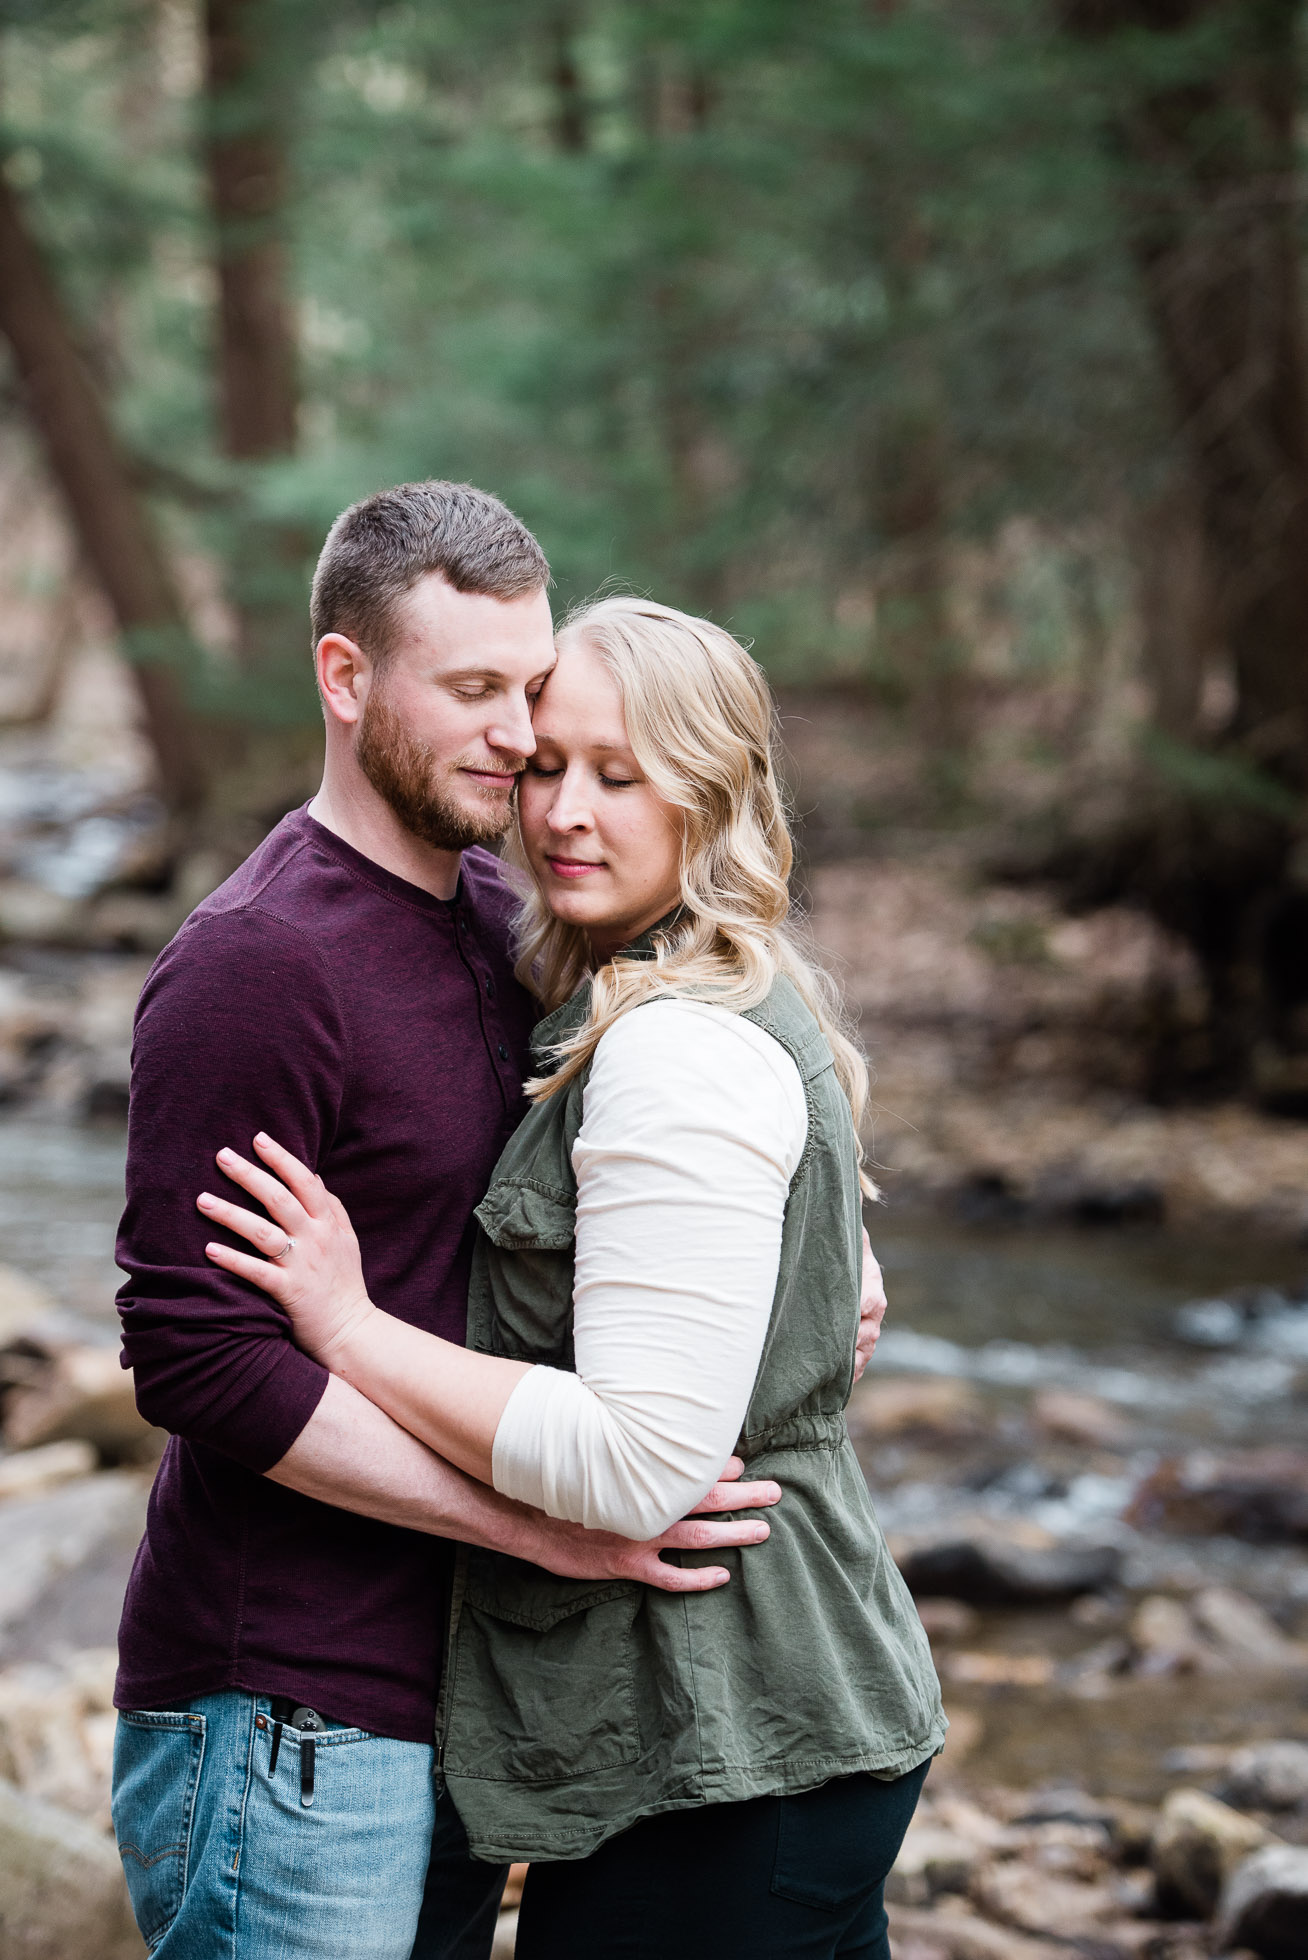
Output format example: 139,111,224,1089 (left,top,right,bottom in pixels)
112,481,885,1960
